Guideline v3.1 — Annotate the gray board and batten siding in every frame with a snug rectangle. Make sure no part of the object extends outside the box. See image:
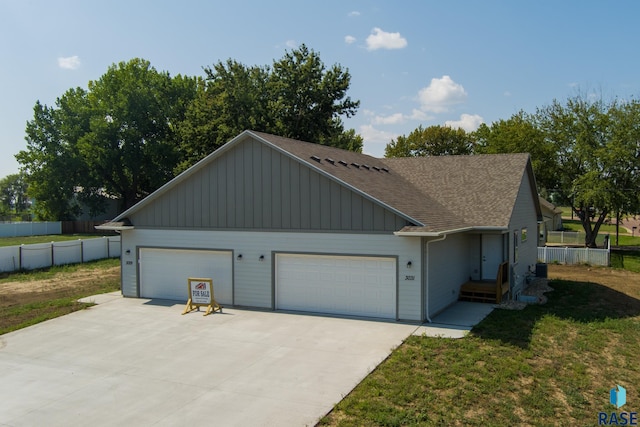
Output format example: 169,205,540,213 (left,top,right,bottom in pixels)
128,136,410,233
